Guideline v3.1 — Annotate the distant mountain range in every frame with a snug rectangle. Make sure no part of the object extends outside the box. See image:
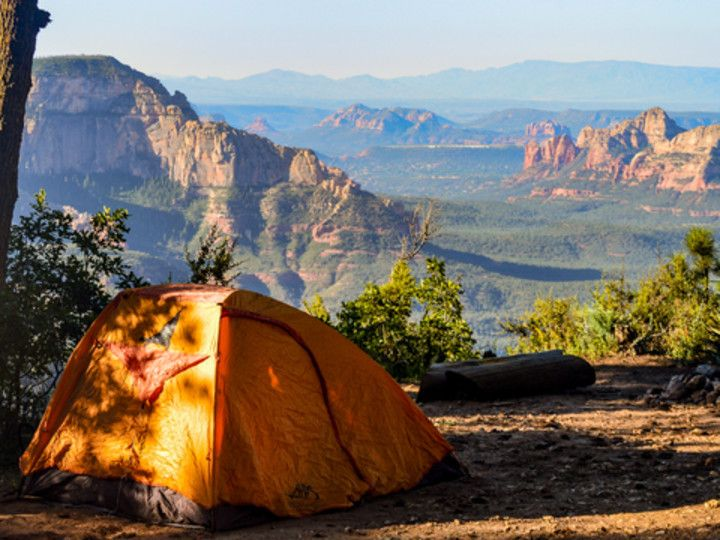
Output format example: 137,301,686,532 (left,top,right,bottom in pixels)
162,60,720,111
201,102,720,159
